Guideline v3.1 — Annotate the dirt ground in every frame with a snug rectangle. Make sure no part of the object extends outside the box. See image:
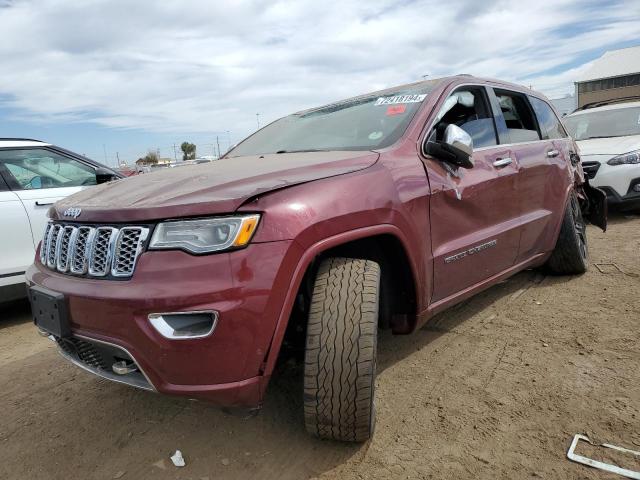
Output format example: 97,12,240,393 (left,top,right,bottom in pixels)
1,213,638,480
